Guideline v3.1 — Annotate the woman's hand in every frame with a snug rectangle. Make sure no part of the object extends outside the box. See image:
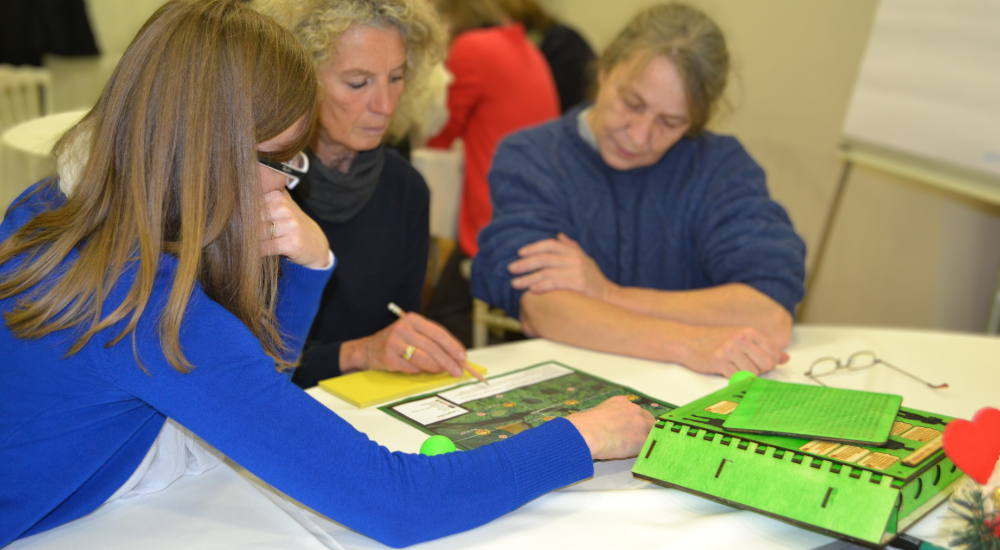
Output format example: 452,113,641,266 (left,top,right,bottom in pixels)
508,233,618,302
679,325,789,377
566,396,656,460
340,312,468,377
260,188,330,269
